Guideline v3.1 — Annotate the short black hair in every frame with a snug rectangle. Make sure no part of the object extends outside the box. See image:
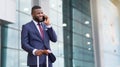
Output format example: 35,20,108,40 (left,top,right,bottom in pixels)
31,5,41,14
